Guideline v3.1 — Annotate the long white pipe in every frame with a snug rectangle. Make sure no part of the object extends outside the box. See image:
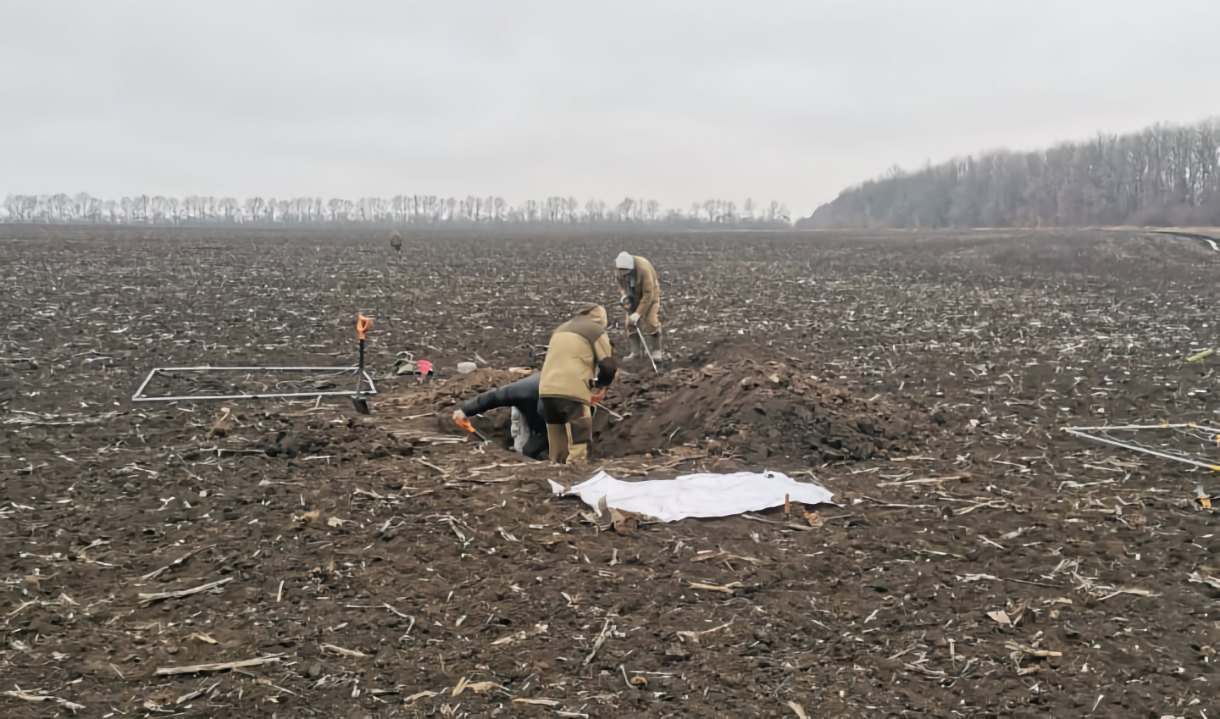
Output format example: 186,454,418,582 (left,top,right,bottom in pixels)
132,367,377,402
1064,428,1220,471
1064,423,1220,432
